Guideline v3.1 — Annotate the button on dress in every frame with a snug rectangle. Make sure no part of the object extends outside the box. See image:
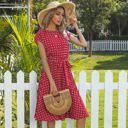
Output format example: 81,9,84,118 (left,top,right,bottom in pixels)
34,29,89,121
